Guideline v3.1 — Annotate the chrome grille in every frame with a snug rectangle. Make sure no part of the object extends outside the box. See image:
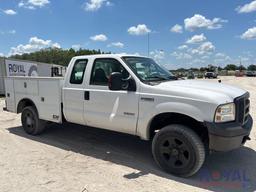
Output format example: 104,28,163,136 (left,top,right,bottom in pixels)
235,93,250,125
244,98,250,124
